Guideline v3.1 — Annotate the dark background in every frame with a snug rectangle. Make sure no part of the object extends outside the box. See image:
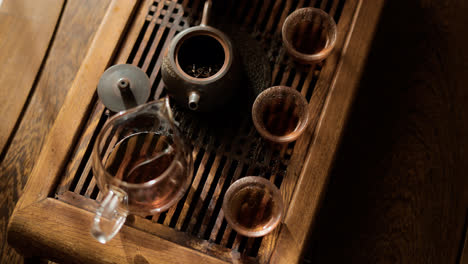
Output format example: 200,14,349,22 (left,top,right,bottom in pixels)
304,0,468,263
